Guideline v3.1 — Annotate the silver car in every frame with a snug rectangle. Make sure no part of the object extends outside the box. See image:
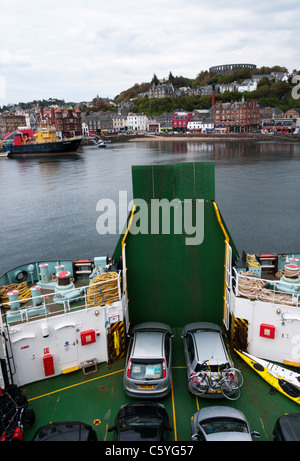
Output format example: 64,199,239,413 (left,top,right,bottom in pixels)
182,322,234,398
123,322,173,398
191,406,260,441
